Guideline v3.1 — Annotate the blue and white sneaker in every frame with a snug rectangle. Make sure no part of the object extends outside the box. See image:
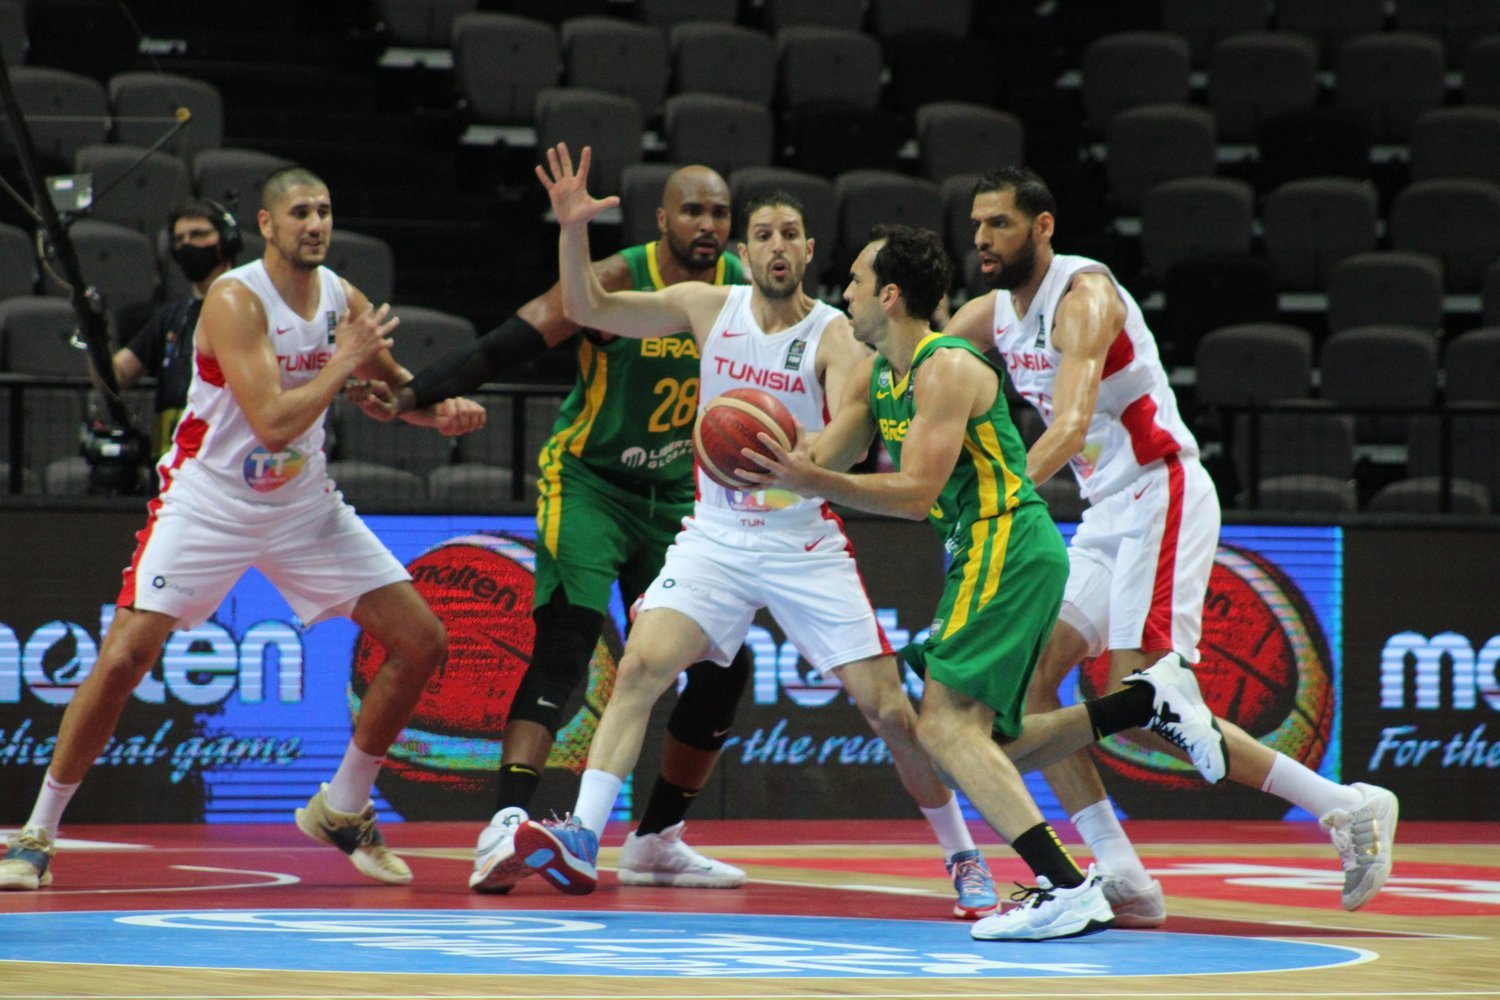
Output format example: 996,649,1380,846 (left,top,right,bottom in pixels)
0,827,54,891
946,848,999,919
514,816,600,895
